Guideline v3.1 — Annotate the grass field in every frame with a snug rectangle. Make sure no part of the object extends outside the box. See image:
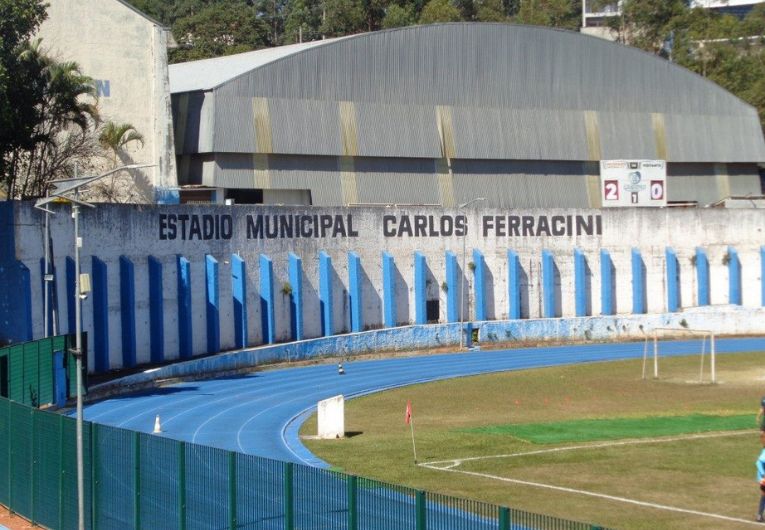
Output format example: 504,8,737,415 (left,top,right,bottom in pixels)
301,350,765,530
